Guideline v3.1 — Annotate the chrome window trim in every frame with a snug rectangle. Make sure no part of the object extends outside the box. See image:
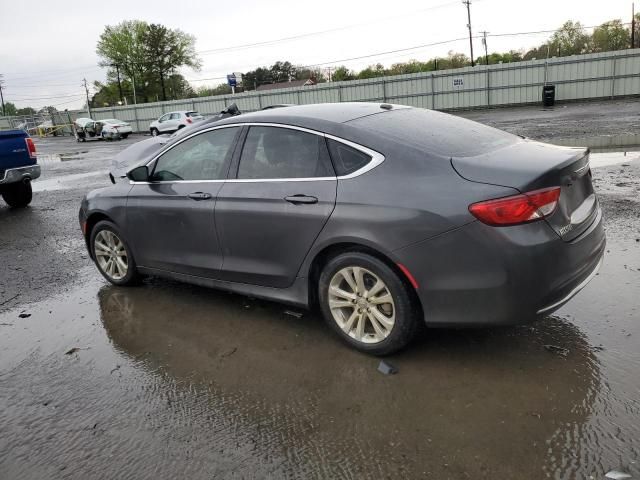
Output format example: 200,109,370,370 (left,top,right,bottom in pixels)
129,122,385,185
